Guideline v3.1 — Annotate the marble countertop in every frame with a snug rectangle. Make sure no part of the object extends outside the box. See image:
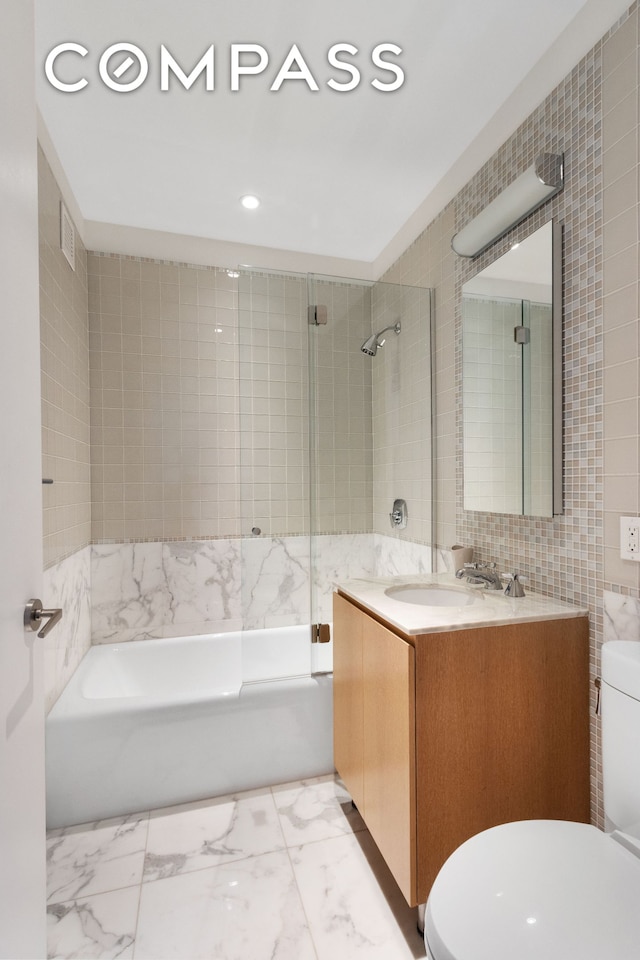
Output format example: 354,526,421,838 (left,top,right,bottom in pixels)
336,572,588,636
